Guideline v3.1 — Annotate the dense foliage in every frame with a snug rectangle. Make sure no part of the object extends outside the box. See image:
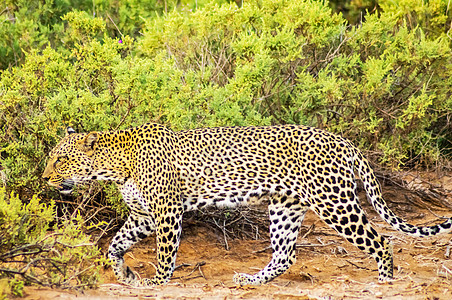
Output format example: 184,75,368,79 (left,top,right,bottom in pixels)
1,0,452,293
1,0,452,195
0,188,107,297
